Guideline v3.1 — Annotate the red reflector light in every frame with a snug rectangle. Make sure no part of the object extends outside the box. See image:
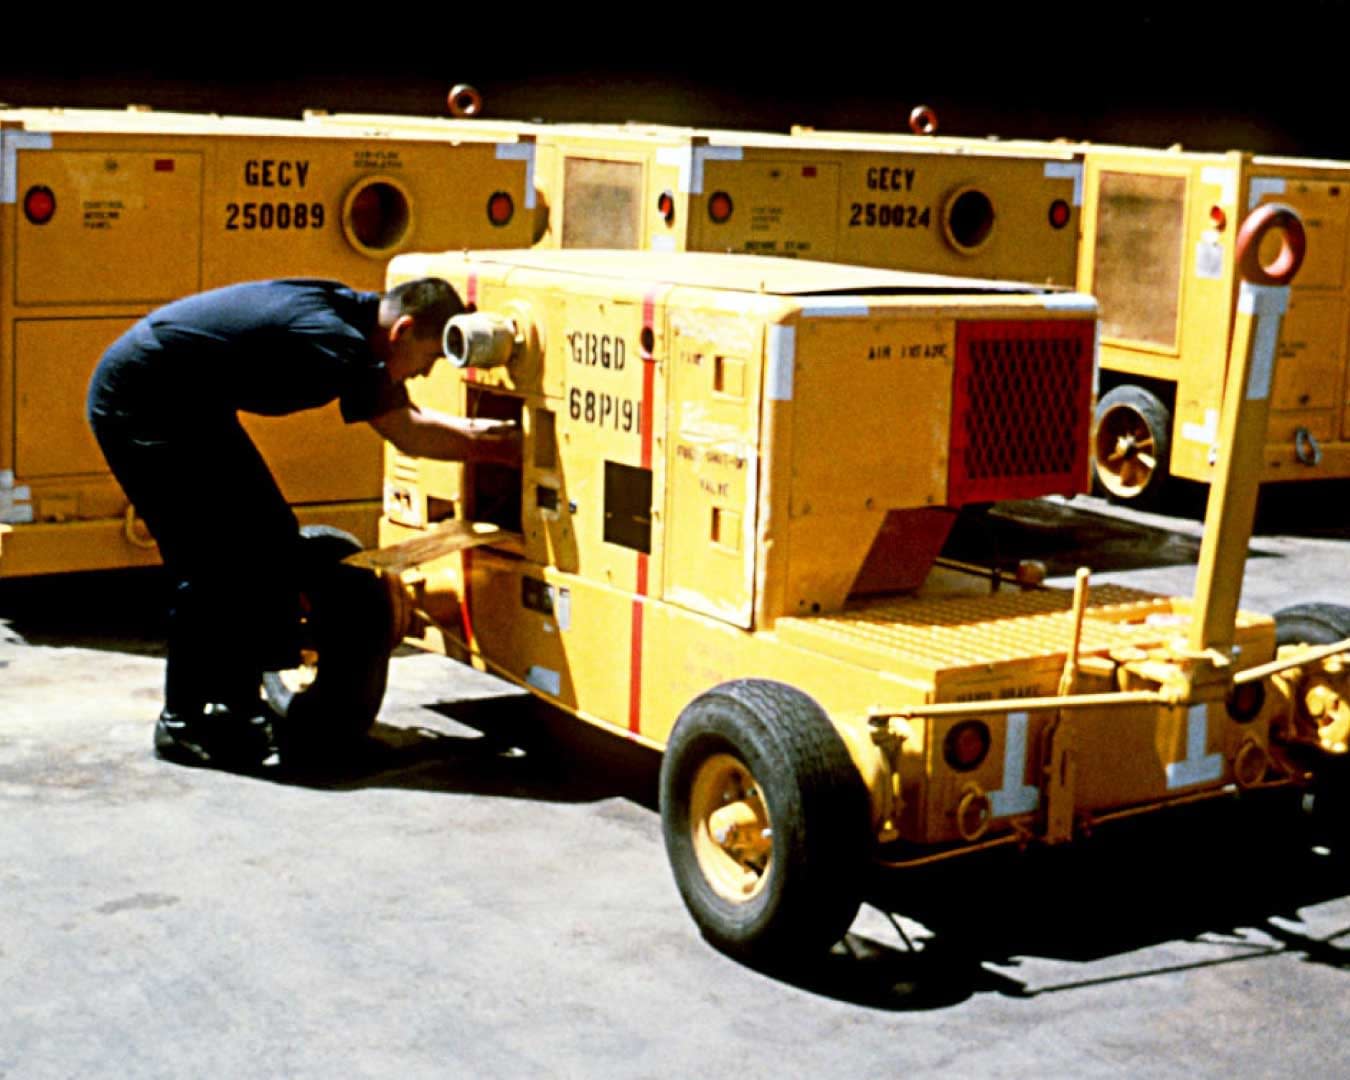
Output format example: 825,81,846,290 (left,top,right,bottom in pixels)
657,190,676,226
487,191,514,227
154,159,175,172
1048,199,1071,229
1226,680,1265,723
802,165,817,177
23,185,56,225
1209,205,1227,231
707,190,734,224
944,720,991,771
